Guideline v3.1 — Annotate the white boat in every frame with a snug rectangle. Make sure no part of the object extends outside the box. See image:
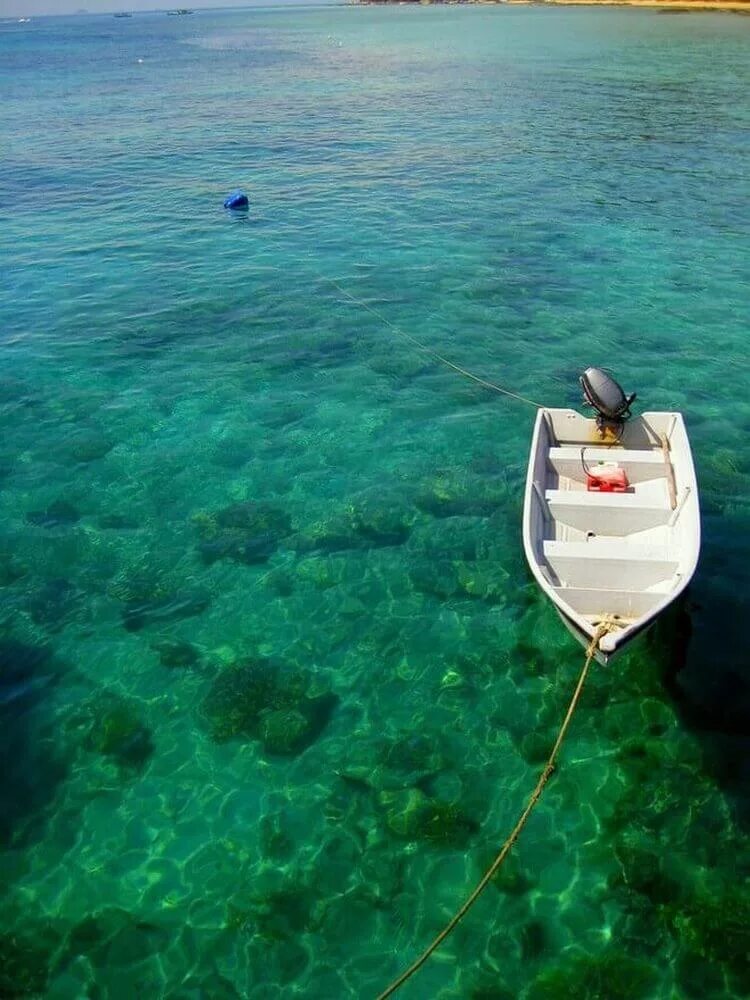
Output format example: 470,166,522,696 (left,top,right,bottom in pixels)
522,369,700,663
